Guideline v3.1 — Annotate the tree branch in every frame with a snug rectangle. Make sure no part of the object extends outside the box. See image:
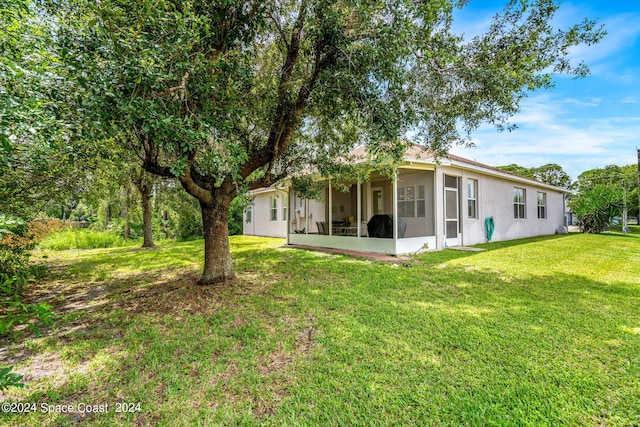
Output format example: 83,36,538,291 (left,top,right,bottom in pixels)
179,166,213,205
267,9,290,51
142,159,174,178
